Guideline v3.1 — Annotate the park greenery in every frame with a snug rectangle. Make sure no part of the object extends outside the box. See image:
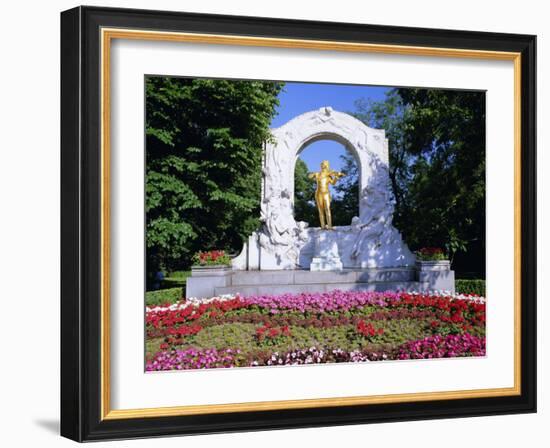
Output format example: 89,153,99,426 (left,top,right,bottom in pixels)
146,78,485,285
145,77,282,286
